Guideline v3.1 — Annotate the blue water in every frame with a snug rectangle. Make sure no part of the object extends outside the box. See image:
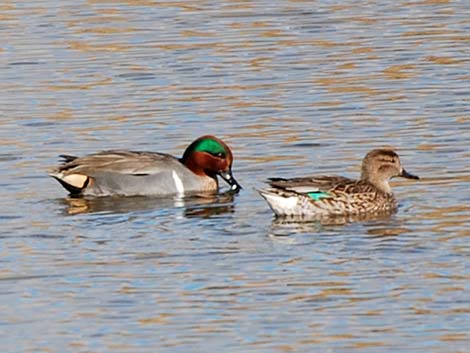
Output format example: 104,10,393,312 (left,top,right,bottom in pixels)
1,1,469,352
